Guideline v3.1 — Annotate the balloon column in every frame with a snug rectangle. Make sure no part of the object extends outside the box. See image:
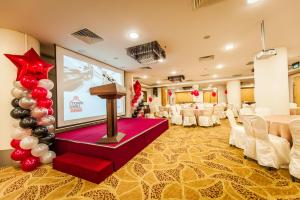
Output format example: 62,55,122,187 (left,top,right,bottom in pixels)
131,80,144,118
5,48,56,171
